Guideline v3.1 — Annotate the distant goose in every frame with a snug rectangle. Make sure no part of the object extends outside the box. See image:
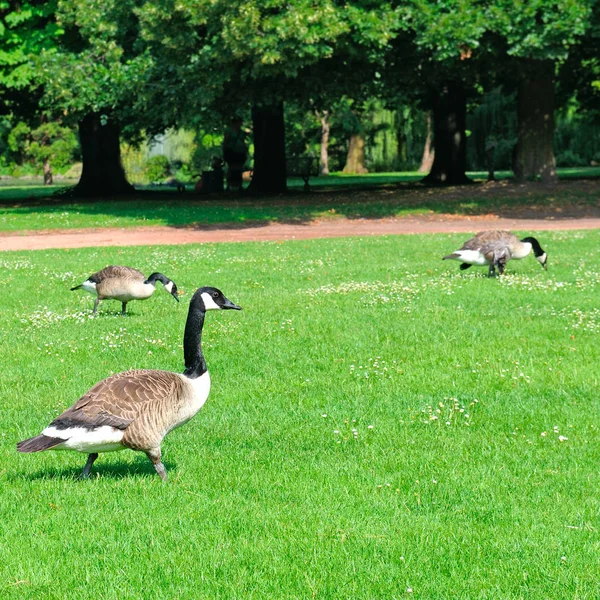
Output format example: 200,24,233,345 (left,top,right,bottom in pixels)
71,265,179,315
443,230,548,276
18,286,242,481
